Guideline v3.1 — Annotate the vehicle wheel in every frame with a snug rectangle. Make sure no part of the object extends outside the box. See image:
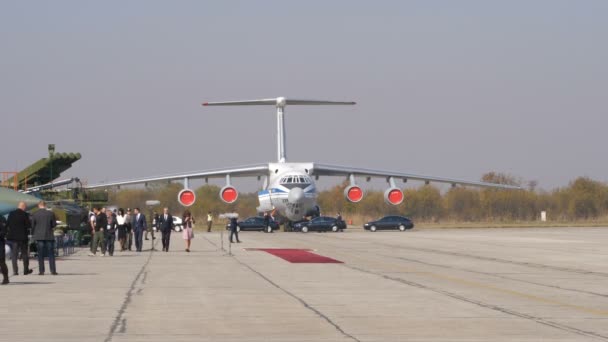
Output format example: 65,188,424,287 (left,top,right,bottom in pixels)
267,226,273,233
399,225,406,231
236,226,241,232
370,225,377,232
331,225,338,232
301,226,309,233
